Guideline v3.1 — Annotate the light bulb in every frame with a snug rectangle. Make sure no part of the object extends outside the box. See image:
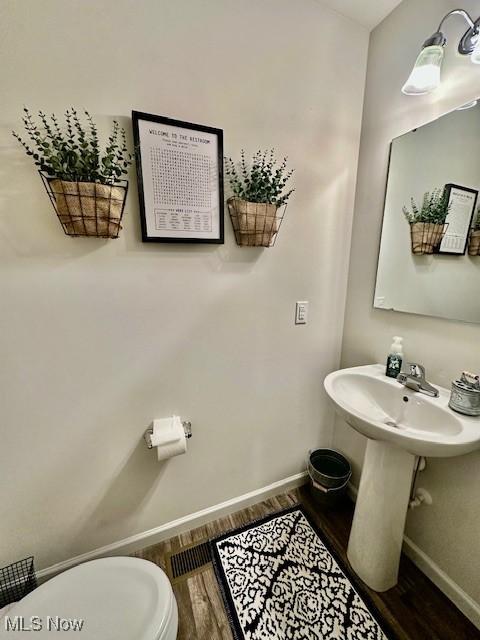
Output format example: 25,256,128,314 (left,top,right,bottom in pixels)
471,32,480,64
402,45,445,95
